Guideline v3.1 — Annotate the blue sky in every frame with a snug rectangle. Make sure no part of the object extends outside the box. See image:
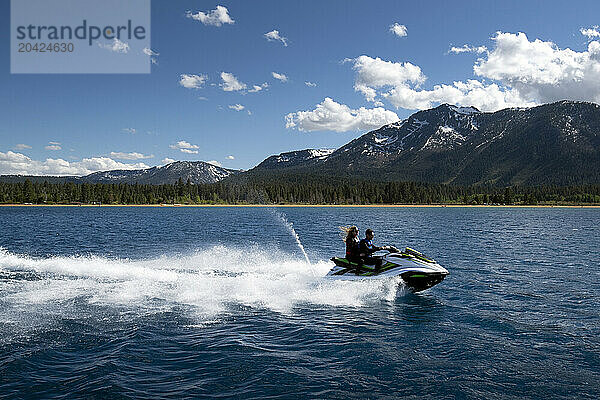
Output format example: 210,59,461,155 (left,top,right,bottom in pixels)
2,0,600,175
